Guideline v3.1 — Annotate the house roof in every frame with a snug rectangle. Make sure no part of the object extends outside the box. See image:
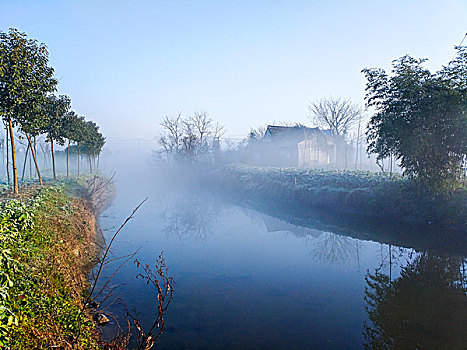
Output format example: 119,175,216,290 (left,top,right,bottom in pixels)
263,125,335,145
264,125,331,141
264,125,319,137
